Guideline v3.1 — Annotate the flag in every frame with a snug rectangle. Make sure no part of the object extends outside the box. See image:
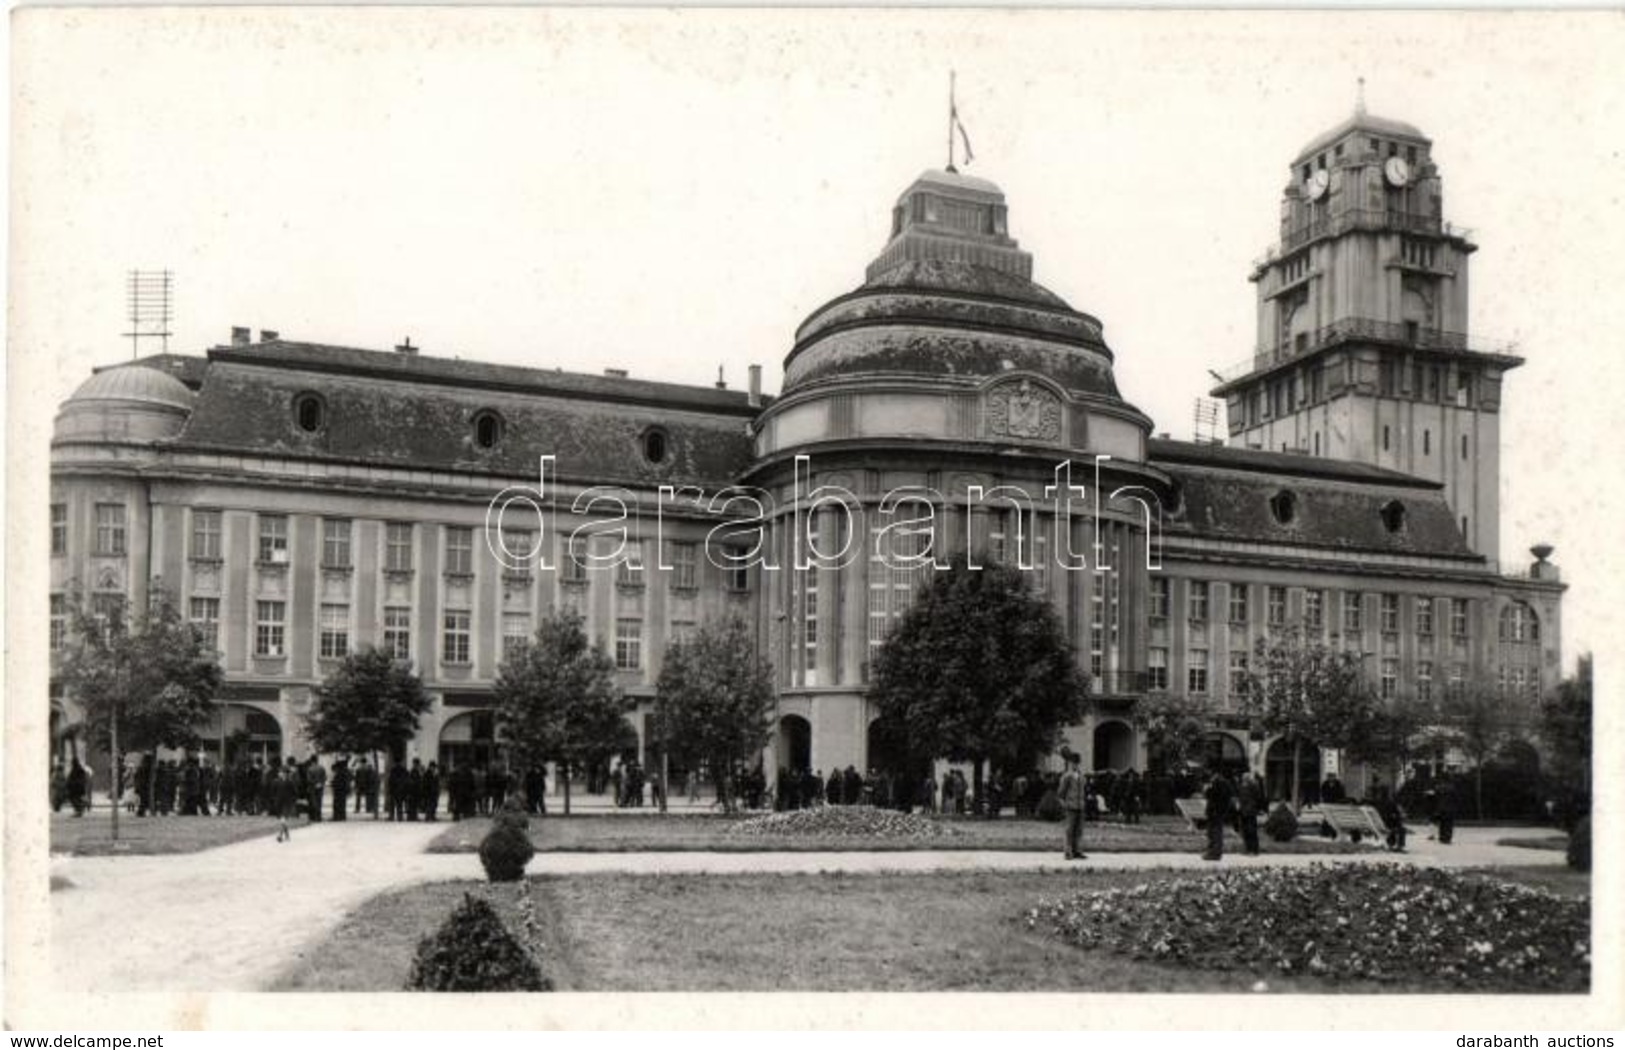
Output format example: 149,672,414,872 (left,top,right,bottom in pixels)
951,99,975,165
